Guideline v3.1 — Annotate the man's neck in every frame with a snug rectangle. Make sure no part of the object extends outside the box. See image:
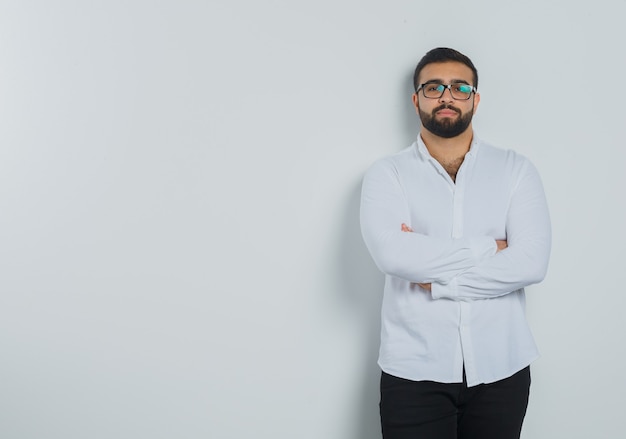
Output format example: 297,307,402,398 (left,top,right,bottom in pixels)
420,127,474,182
